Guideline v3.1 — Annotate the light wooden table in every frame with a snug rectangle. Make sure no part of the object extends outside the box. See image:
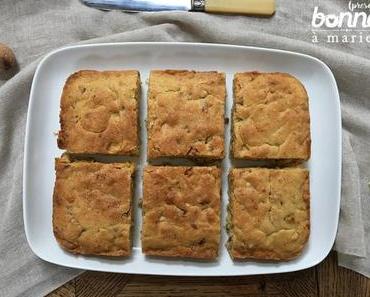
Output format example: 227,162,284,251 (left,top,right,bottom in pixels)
48,252,370,297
